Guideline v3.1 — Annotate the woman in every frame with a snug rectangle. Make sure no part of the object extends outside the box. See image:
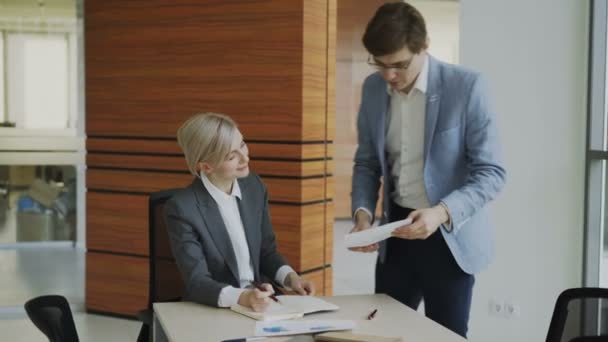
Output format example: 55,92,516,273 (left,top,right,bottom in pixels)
165,112,315,312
